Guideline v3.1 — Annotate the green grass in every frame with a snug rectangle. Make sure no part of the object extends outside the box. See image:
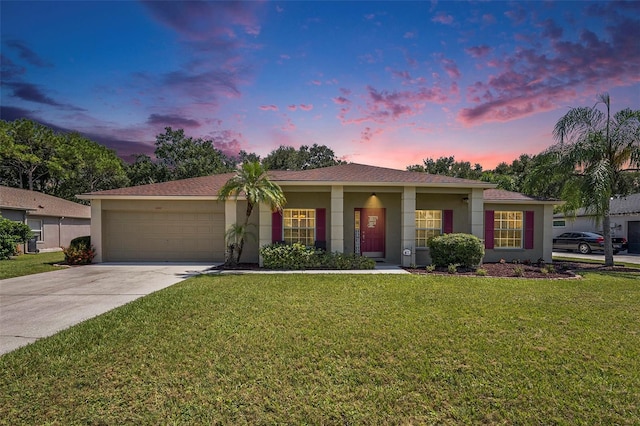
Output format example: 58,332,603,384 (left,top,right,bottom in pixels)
1,273,639,424
0,251,65,279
